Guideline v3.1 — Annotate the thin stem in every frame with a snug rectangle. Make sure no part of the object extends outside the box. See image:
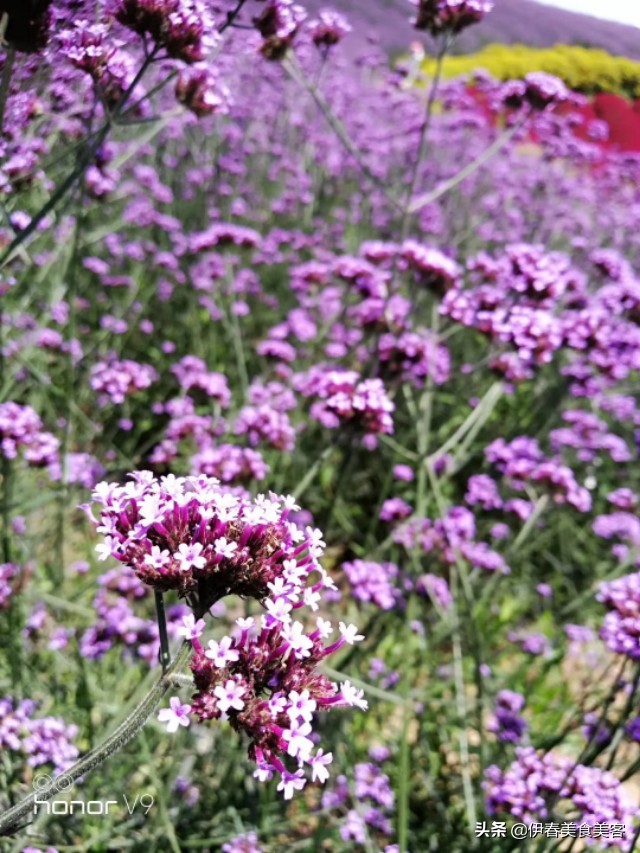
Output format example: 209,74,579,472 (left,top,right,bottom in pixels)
0,51,157,268
397,706,412,853
283,55,403,212
155,591,171,673
426,381,503,466
0,53,15,580
508,494,549,555
0,46,15,134
400,36,449,237
293,443,335,501
220,0,250,33
450,565,477,830
542,657,628,822
0,641,192,837
407,113,529,215
603,664,640,771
